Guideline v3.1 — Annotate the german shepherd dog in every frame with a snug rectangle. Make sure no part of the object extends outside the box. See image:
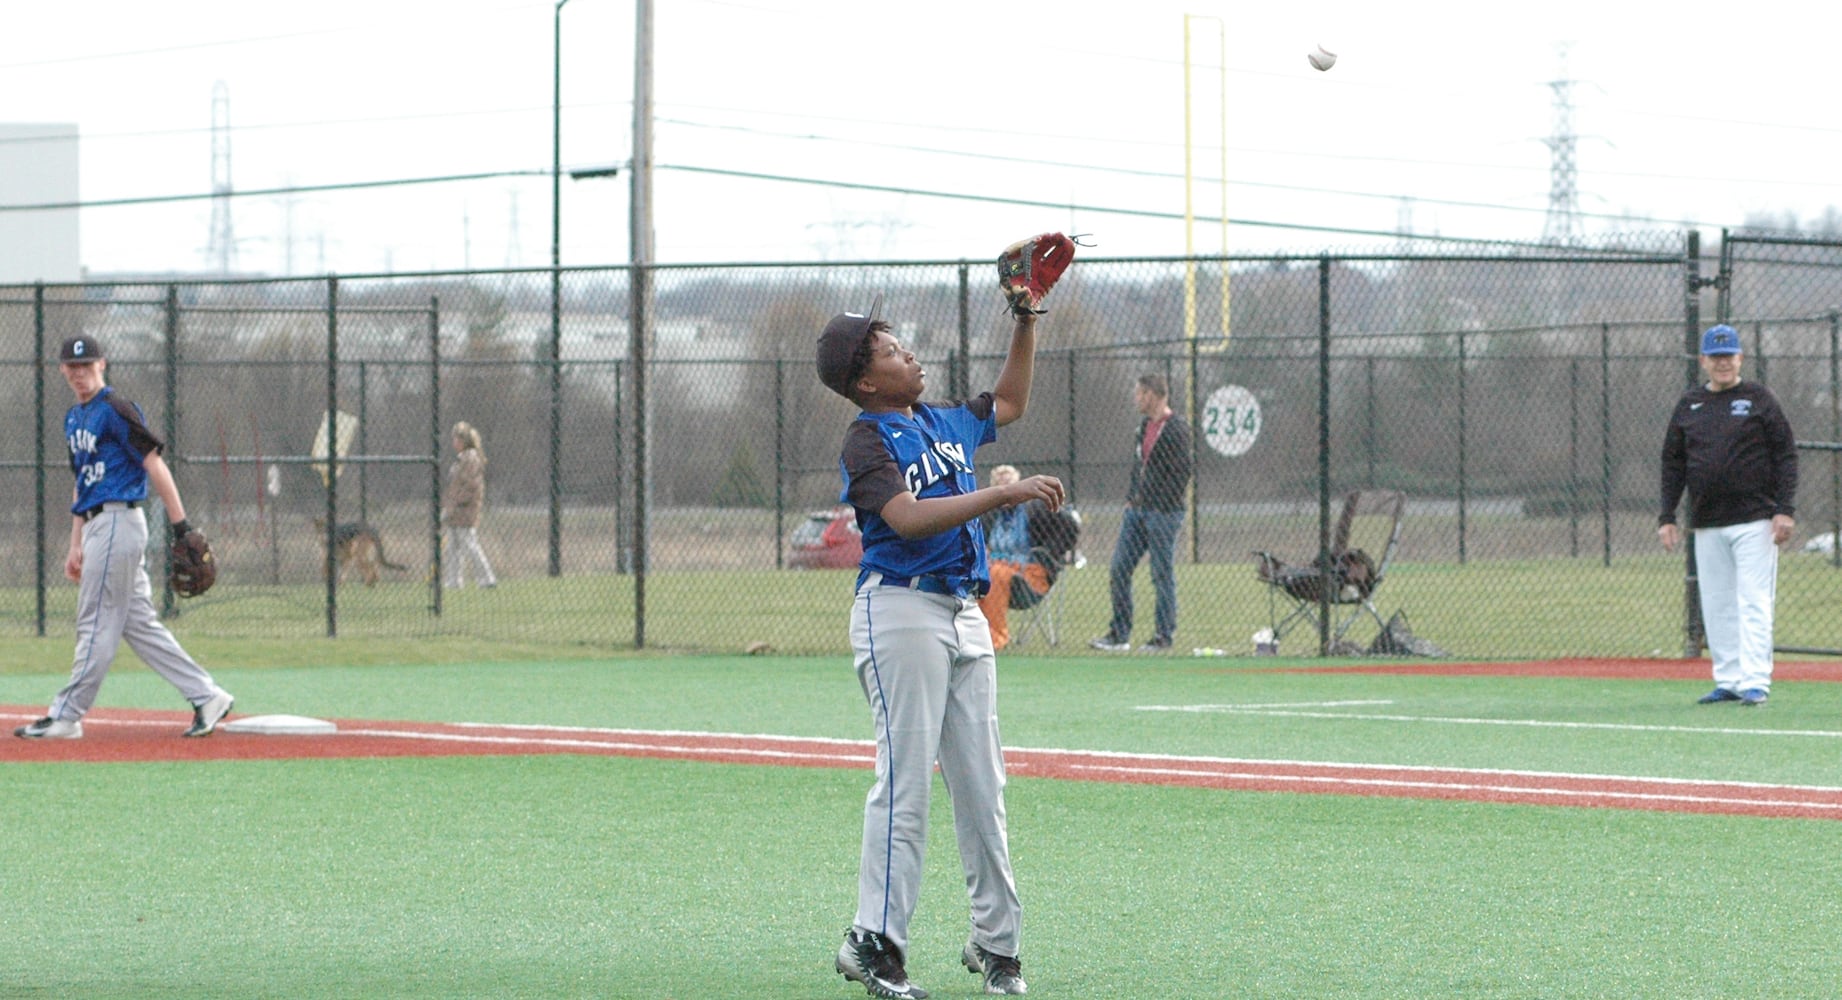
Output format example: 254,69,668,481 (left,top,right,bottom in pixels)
312,518,408,587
